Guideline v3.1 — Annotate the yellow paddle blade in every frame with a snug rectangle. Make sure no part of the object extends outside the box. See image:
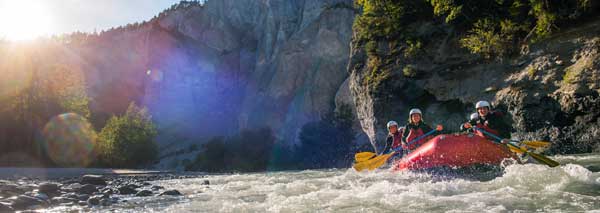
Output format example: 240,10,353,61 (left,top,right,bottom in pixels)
528,152,560,167
508,145,525,154
507,143,559,167
522,141,551,149
353,153,394,171
355,152,377,163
